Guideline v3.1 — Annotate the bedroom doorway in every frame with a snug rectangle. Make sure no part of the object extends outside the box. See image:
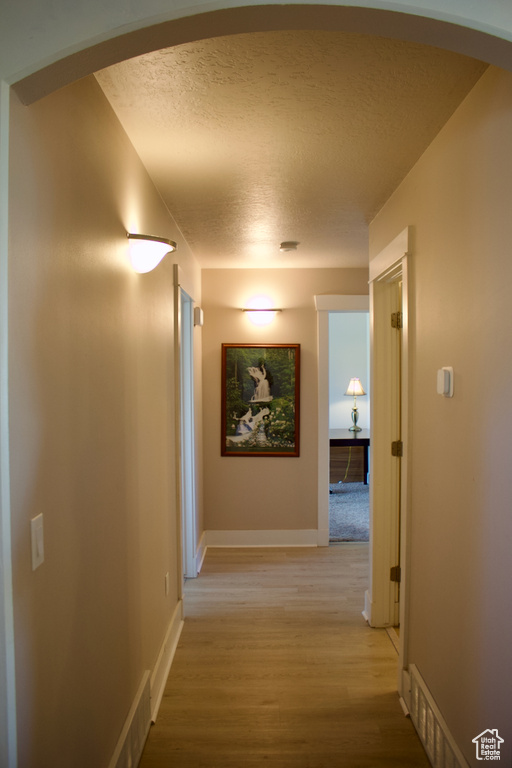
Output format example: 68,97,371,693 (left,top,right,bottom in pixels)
328,312,370,543
315,294,369,547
